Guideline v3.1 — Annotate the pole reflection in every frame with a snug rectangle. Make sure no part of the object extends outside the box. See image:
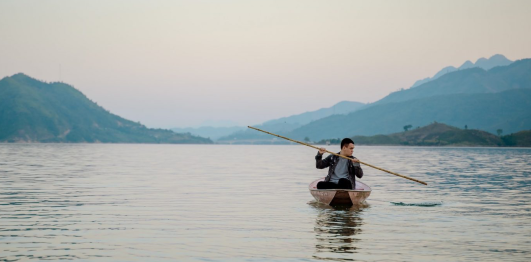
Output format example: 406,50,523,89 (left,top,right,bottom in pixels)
309,201,367,261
